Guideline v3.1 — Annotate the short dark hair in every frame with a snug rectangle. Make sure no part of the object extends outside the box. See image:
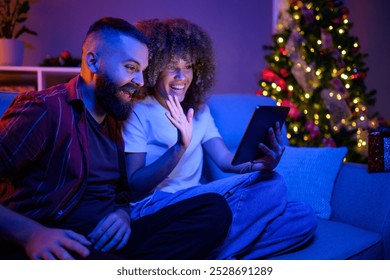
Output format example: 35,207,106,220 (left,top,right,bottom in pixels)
86,17,148,45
